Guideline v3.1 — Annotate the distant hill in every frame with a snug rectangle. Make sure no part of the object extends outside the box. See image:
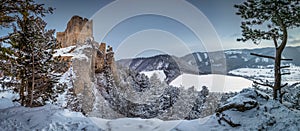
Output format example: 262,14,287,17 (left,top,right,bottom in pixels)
117,46,300,83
